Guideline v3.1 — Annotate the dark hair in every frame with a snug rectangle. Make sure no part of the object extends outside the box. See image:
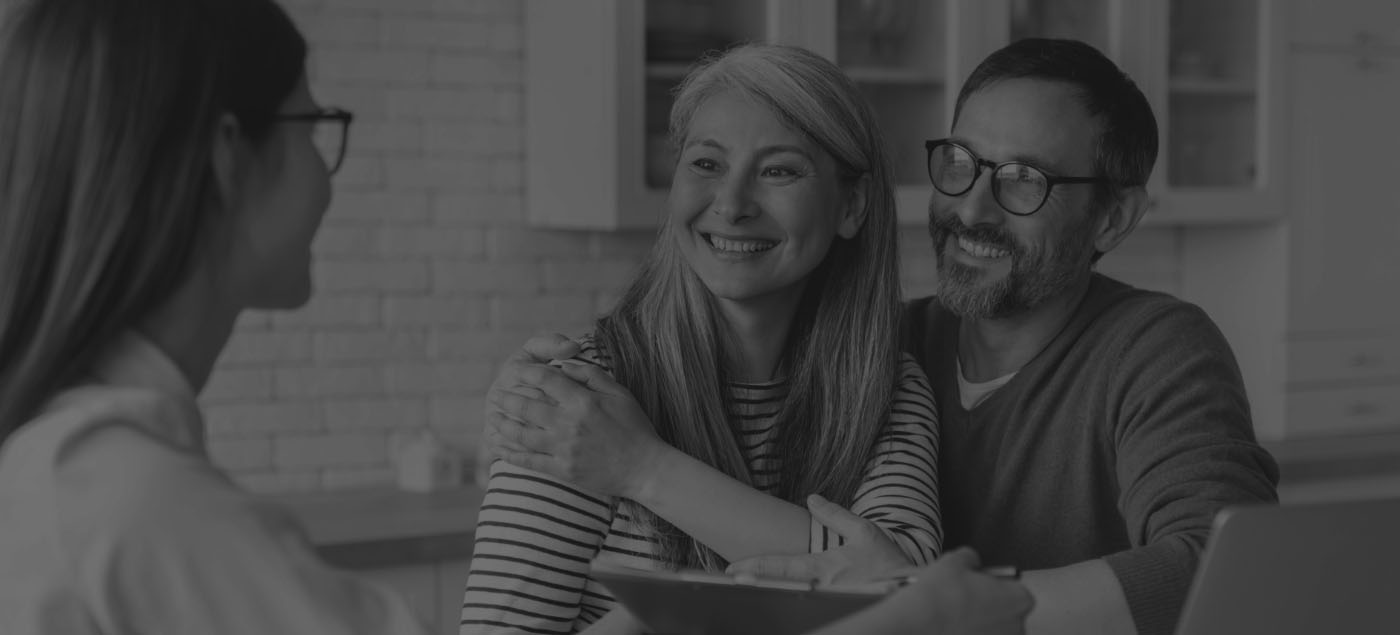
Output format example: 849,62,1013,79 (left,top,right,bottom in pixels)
953,38,1158,215
0,0,307,442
